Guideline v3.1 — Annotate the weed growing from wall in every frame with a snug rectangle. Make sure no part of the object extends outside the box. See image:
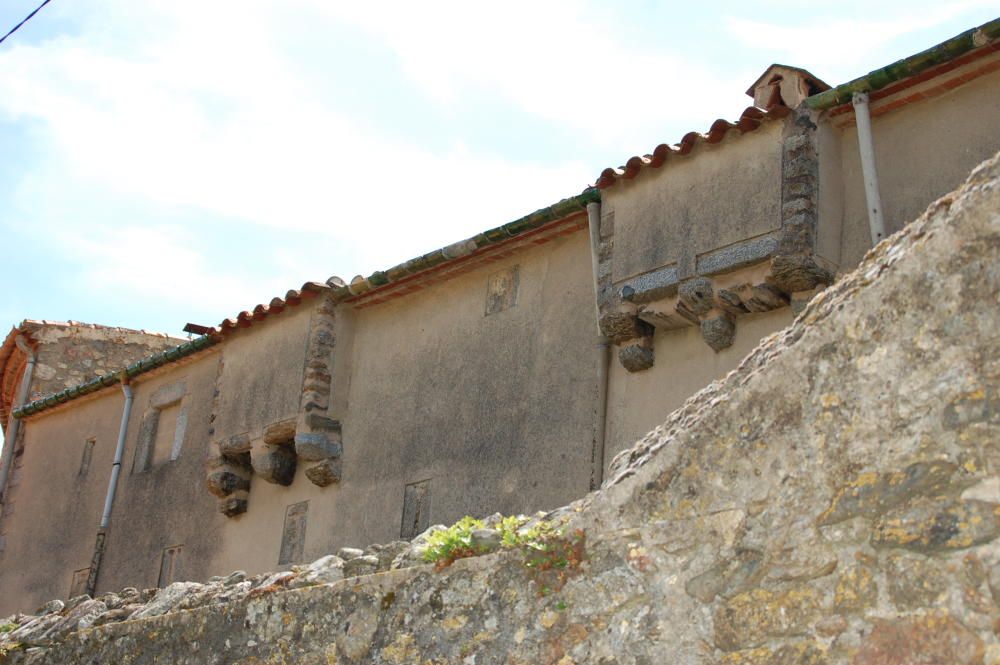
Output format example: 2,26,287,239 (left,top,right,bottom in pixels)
423,514,586,596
